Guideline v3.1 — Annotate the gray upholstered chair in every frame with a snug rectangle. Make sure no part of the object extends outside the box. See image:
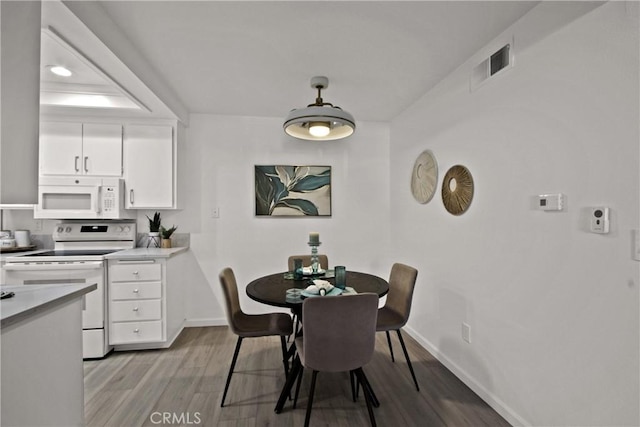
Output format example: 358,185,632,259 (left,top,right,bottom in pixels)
218,267,293,407
376,263,420,391
292,293,379,427
286,254,329,337
287,254,329,271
